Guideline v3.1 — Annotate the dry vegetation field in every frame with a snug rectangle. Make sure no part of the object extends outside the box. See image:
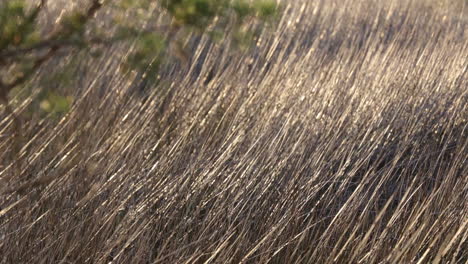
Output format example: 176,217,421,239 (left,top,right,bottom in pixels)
1,0,467,263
